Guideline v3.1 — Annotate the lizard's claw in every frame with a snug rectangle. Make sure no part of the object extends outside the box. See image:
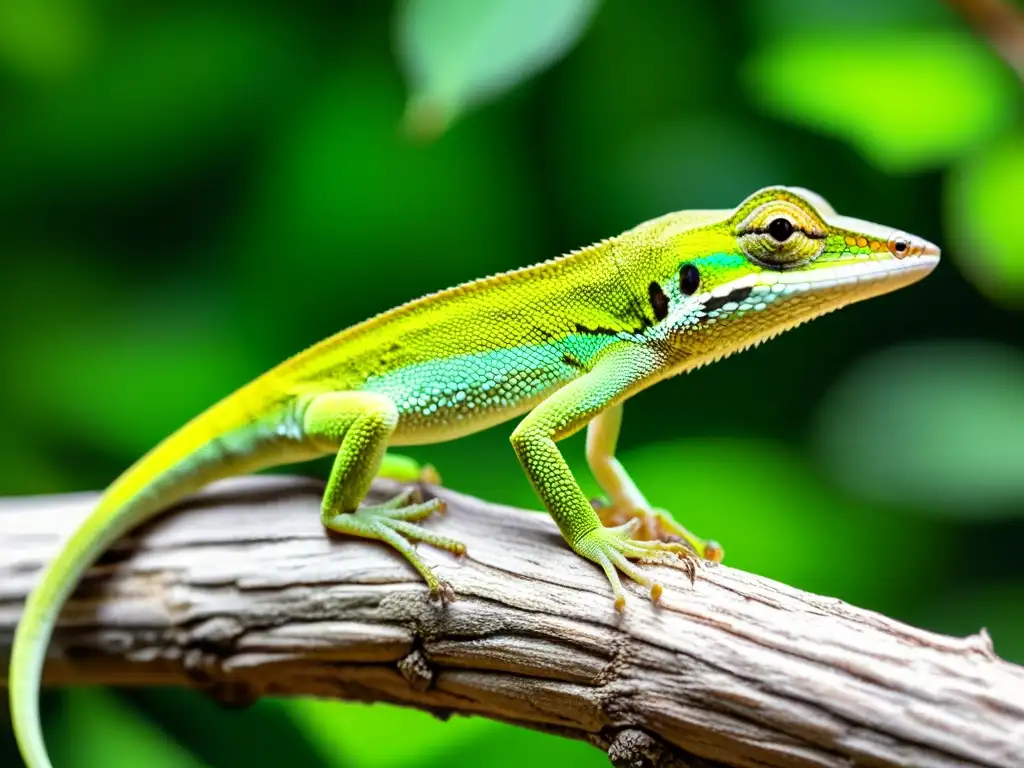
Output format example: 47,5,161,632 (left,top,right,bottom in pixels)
574,521,700,611
590,497,724,563
430,577,457,605
700,538,725,564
